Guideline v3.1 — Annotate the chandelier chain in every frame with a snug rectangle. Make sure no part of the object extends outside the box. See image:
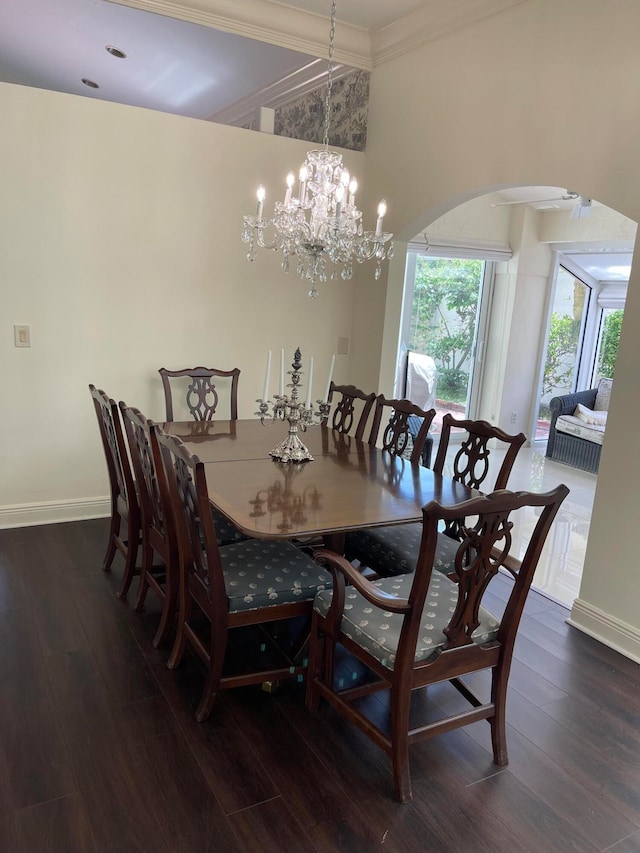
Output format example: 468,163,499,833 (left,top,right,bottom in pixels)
322,0,337,150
